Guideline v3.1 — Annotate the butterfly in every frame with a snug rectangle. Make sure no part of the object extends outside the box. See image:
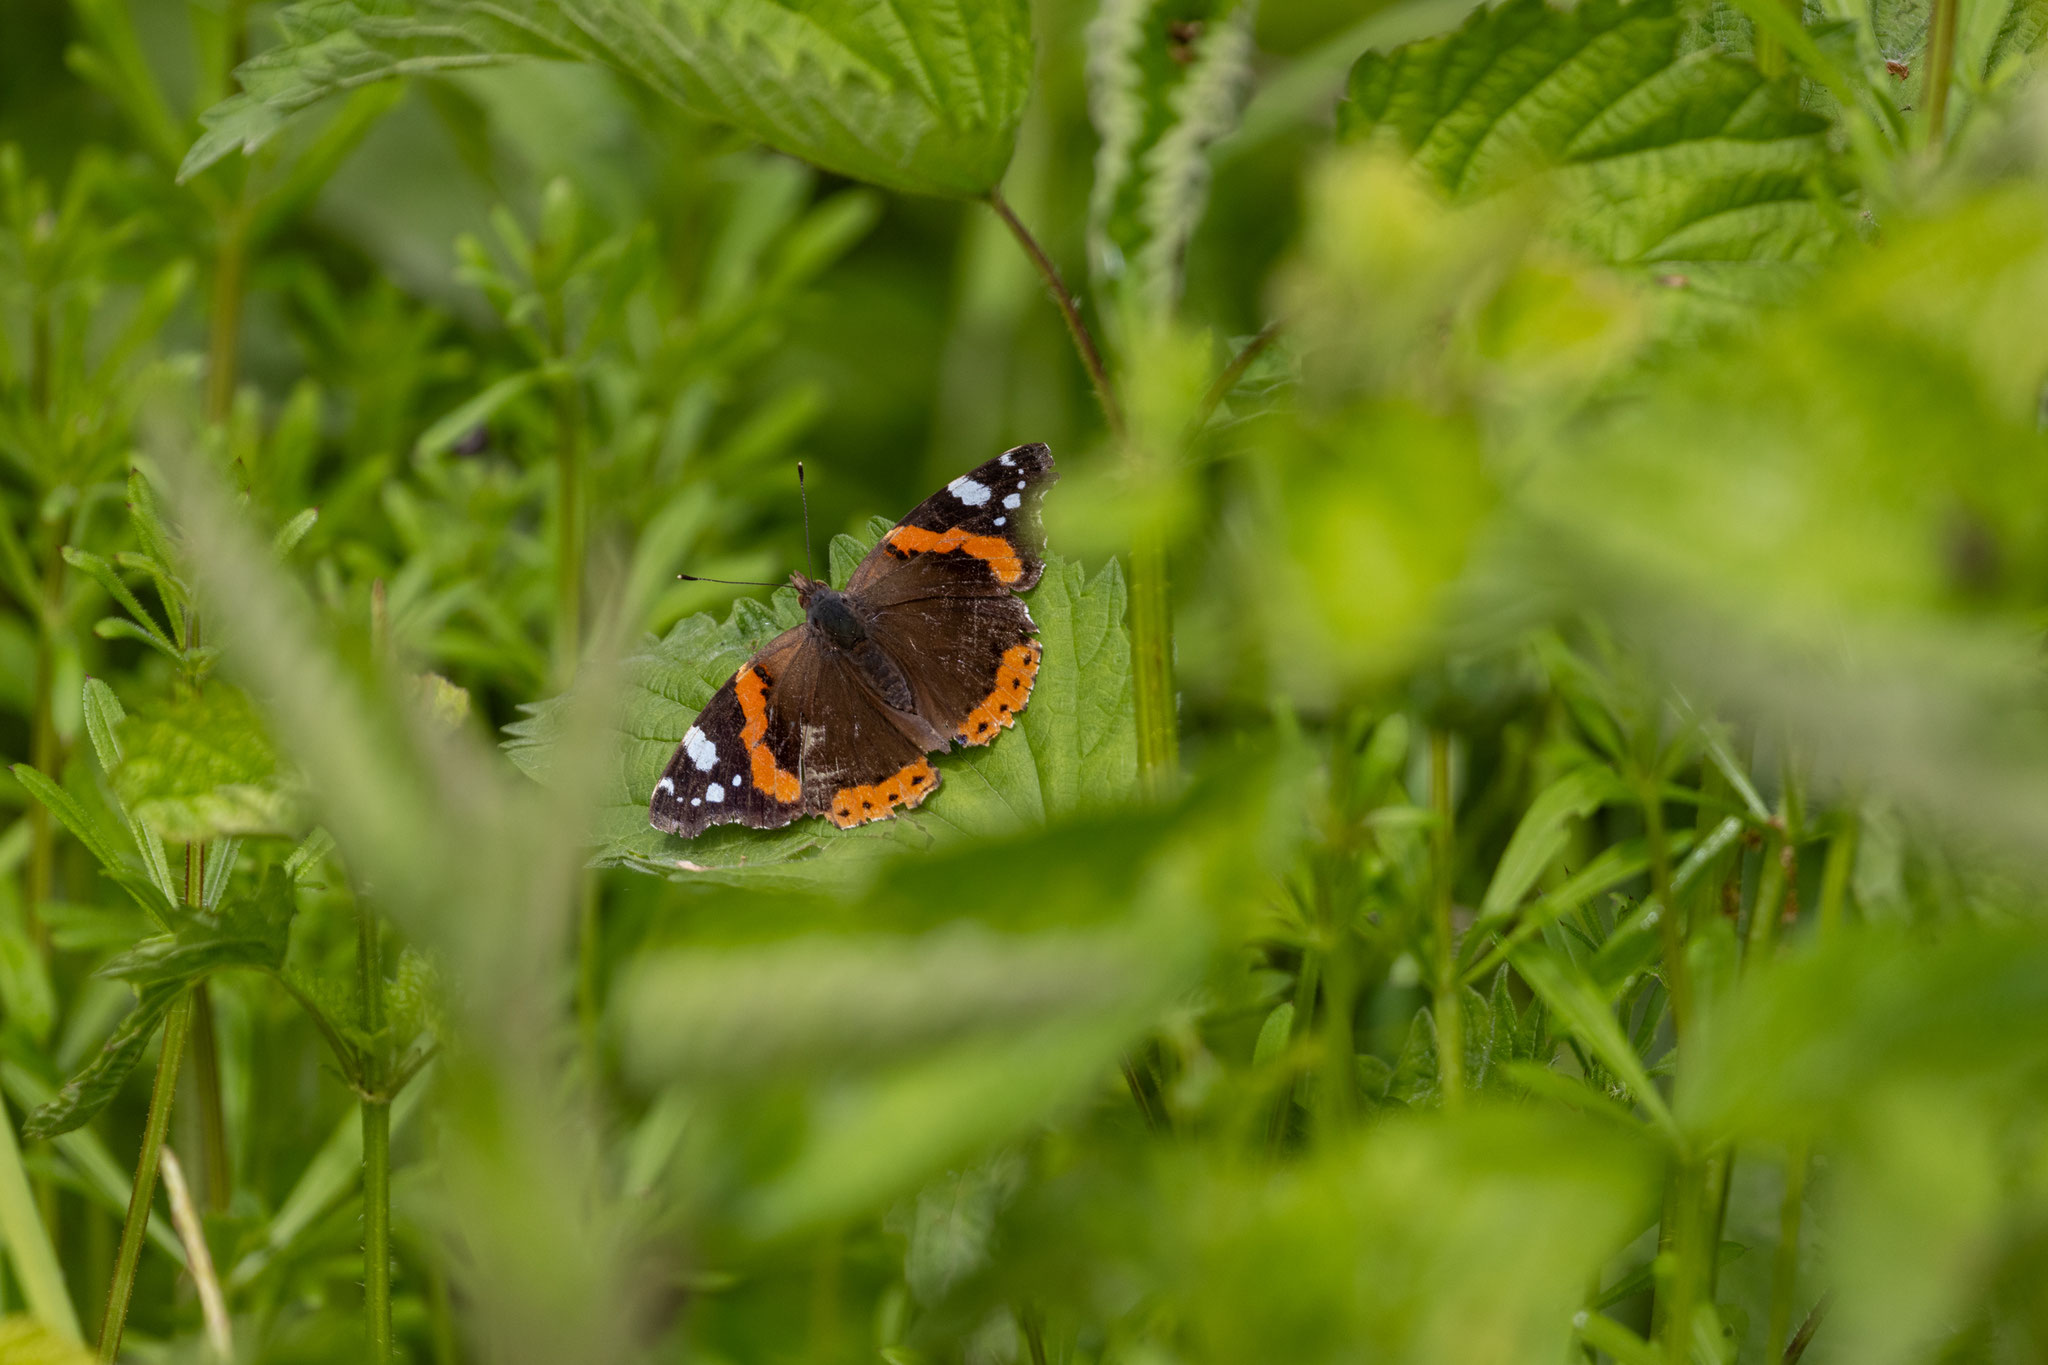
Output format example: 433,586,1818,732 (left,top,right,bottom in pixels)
650,442,1057,837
